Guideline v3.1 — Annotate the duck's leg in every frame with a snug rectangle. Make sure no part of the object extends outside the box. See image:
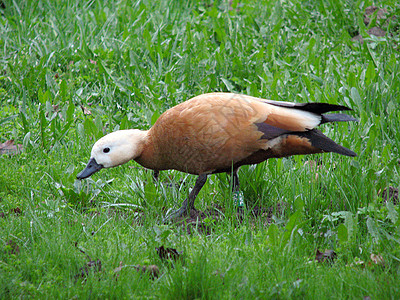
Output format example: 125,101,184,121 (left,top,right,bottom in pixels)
231,169,240,192
164,174,208,221
153,170,159,182
231,169,245,209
